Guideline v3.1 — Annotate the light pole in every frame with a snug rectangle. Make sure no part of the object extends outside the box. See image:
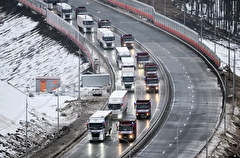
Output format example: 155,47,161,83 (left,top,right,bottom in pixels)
164,0,166,15
183,1,185,26
78,48,81,117
200,16,203,43
232,47,236,115
206,102,209,158
25,85,29,158
57,85,60,137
